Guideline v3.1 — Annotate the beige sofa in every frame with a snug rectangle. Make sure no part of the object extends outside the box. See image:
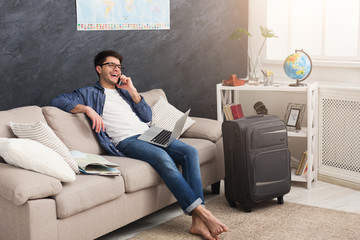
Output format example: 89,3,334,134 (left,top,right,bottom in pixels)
0,89,225,240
